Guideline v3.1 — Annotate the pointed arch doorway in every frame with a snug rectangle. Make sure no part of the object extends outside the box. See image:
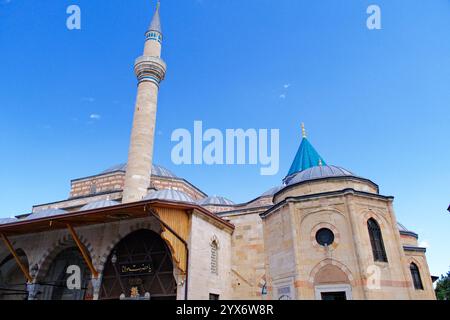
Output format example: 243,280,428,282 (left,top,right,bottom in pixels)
99,229,177,300
41,247,90,300
0,249,29,300
313,264,352,300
